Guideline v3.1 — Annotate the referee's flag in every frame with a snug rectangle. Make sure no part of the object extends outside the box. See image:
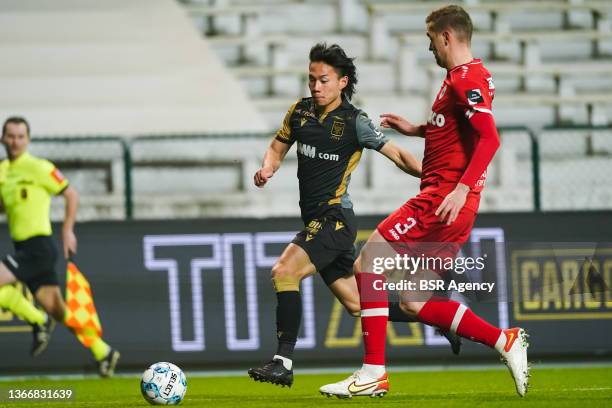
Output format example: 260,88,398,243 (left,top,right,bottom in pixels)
64,261,103,347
